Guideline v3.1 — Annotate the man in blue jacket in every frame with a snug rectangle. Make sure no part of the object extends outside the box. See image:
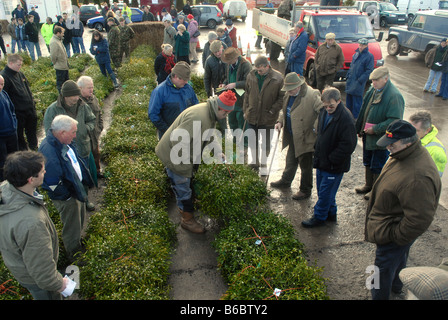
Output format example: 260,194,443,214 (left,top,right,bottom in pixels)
287,21,308,76
38,115,93,261
148,62,199,139
345,38,374,119
302,87,357,227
